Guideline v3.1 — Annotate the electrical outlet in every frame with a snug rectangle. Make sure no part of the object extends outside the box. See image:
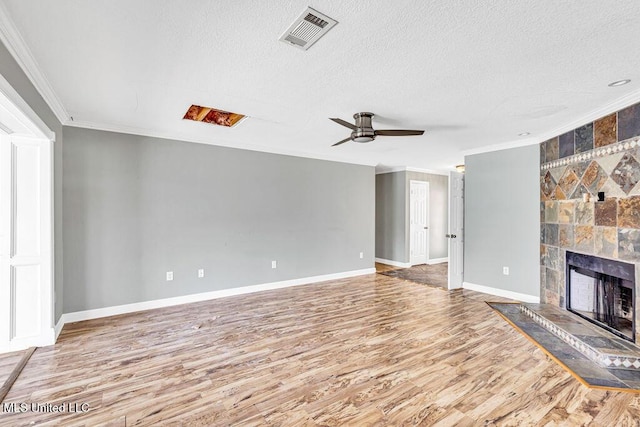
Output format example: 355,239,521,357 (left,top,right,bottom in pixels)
198,269,204,278
503,267,509,275
359,252,364,259
166,271,174,281
272,260,277,269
